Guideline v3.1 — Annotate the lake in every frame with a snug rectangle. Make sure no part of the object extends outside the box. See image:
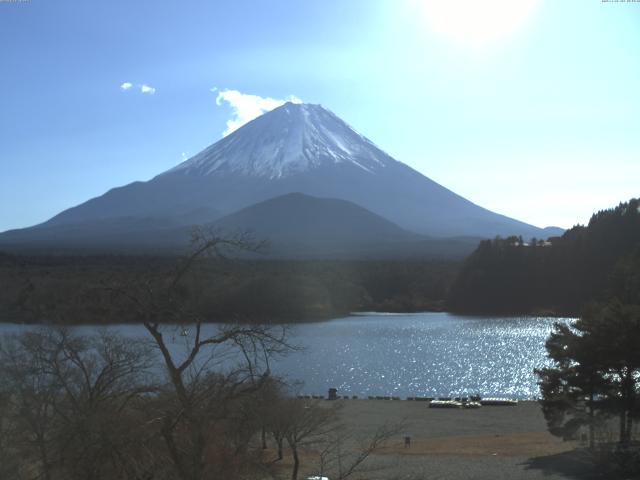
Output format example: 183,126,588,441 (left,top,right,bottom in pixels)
0,312,572,400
